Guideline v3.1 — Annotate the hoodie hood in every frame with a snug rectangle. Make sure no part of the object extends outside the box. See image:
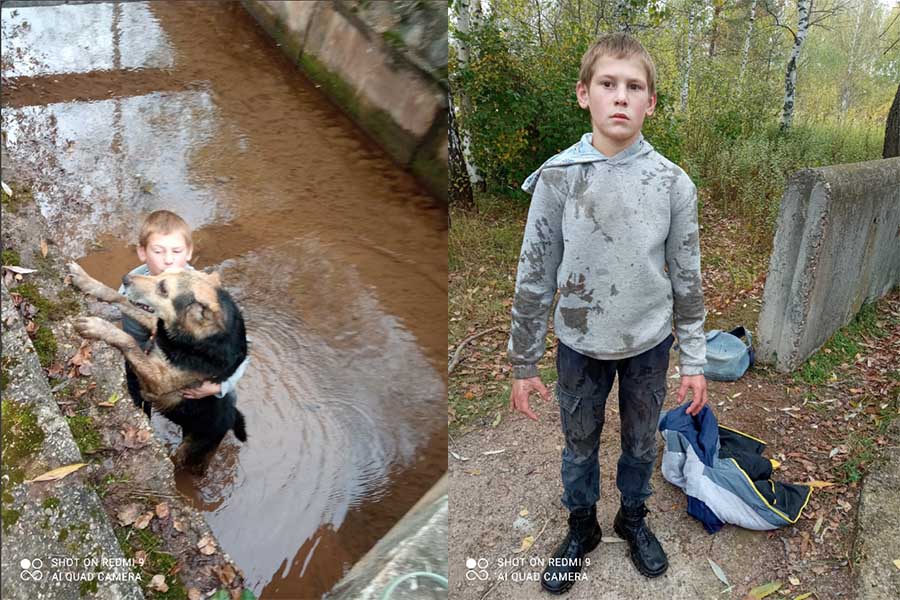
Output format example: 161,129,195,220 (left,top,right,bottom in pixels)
521,132,655,194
